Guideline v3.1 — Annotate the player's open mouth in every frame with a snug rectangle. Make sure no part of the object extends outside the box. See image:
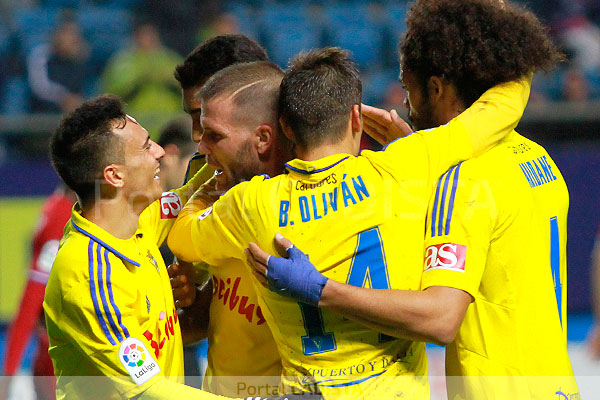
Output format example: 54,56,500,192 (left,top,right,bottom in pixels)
154,167,160,180
215,169,224,177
